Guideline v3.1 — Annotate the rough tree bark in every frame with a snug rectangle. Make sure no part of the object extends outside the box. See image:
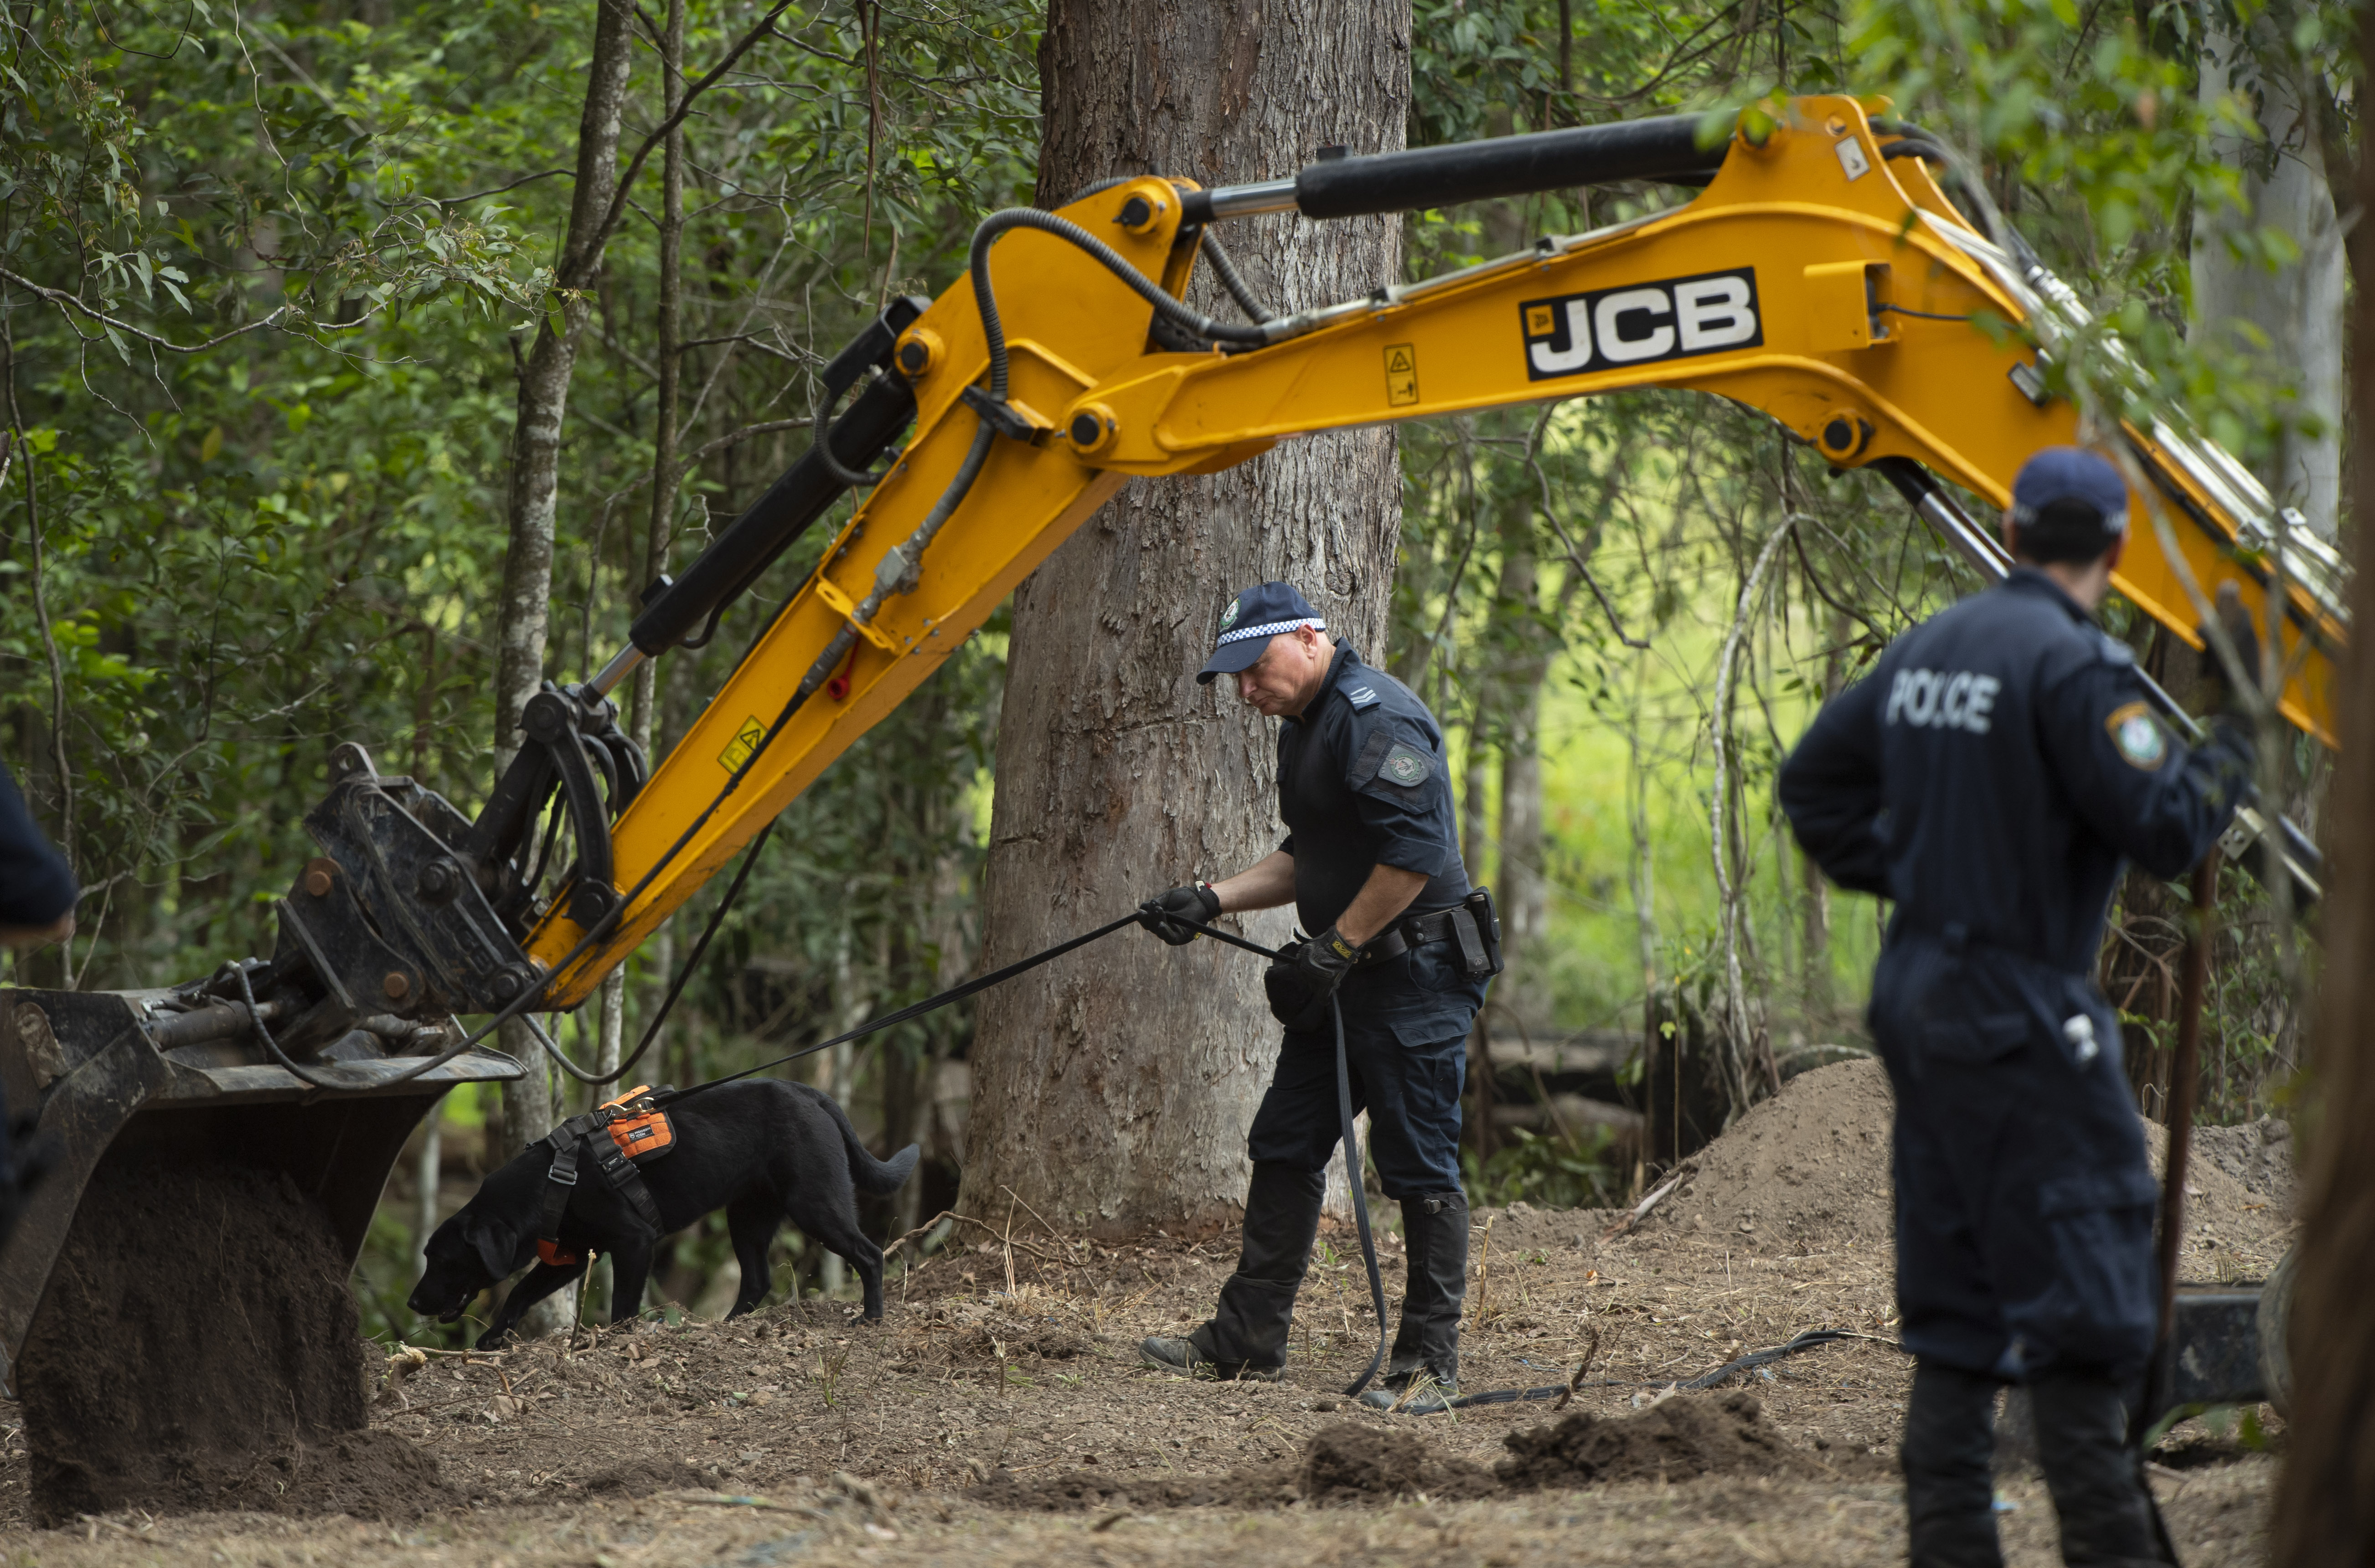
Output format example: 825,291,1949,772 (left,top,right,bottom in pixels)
2270,5,2373,1552
958,0,1412,1233
492,0,637,1336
